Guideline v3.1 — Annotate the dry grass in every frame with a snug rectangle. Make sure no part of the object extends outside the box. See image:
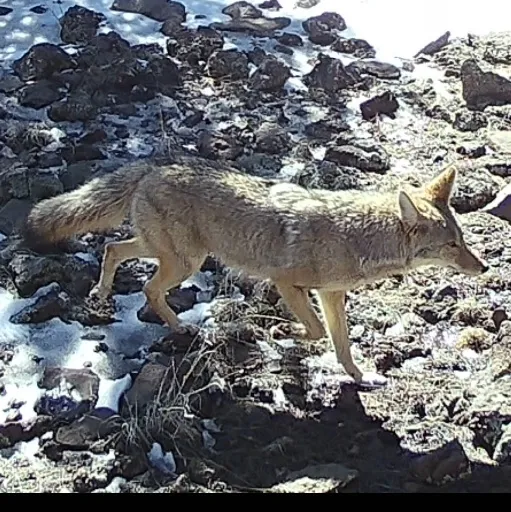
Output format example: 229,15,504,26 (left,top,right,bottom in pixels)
120,329,222,462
